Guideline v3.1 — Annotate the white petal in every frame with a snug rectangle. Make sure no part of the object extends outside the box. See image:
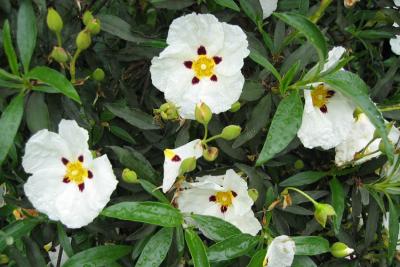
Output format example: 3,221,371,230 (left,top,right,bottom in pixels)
225,210,261,236
395,0,400,7
323,46,346,72
176,187,221,217
223,170,253,216
22,129,70,174
162,139,203,192
58,120,90,159
390,35,400,56
260,0,278,19
49,243,69,266
264,235,295,267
